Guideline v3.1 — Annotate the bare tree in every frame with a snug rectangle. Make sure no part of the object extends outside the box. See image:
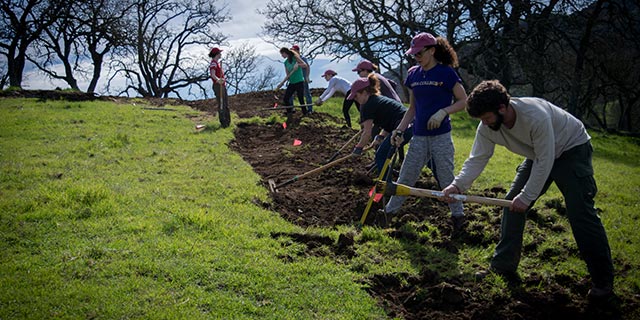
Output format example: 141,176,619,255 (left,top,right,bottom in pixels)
223,42,260,95
109,0,230,98
78,0,134,93
0,0,64,88
28,3,82,90
259,0,448,98
246,64,279,92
